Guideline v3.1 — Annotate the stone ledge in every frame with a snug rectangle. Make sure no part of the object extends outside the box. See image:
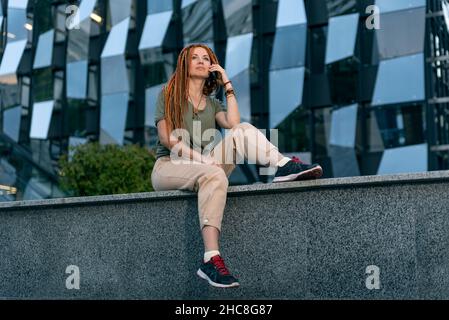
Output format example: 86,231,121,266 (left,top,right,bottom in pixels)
1,171,449,210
